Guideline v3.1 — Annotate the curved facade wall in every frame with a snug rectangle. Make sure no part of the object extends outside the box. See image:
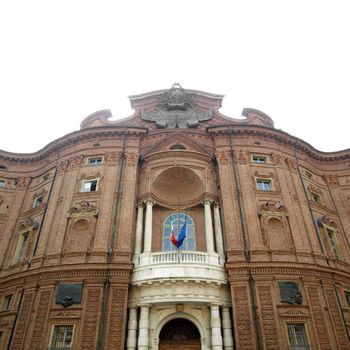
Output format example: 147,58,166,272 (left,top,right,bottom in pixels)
0,86,350,350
